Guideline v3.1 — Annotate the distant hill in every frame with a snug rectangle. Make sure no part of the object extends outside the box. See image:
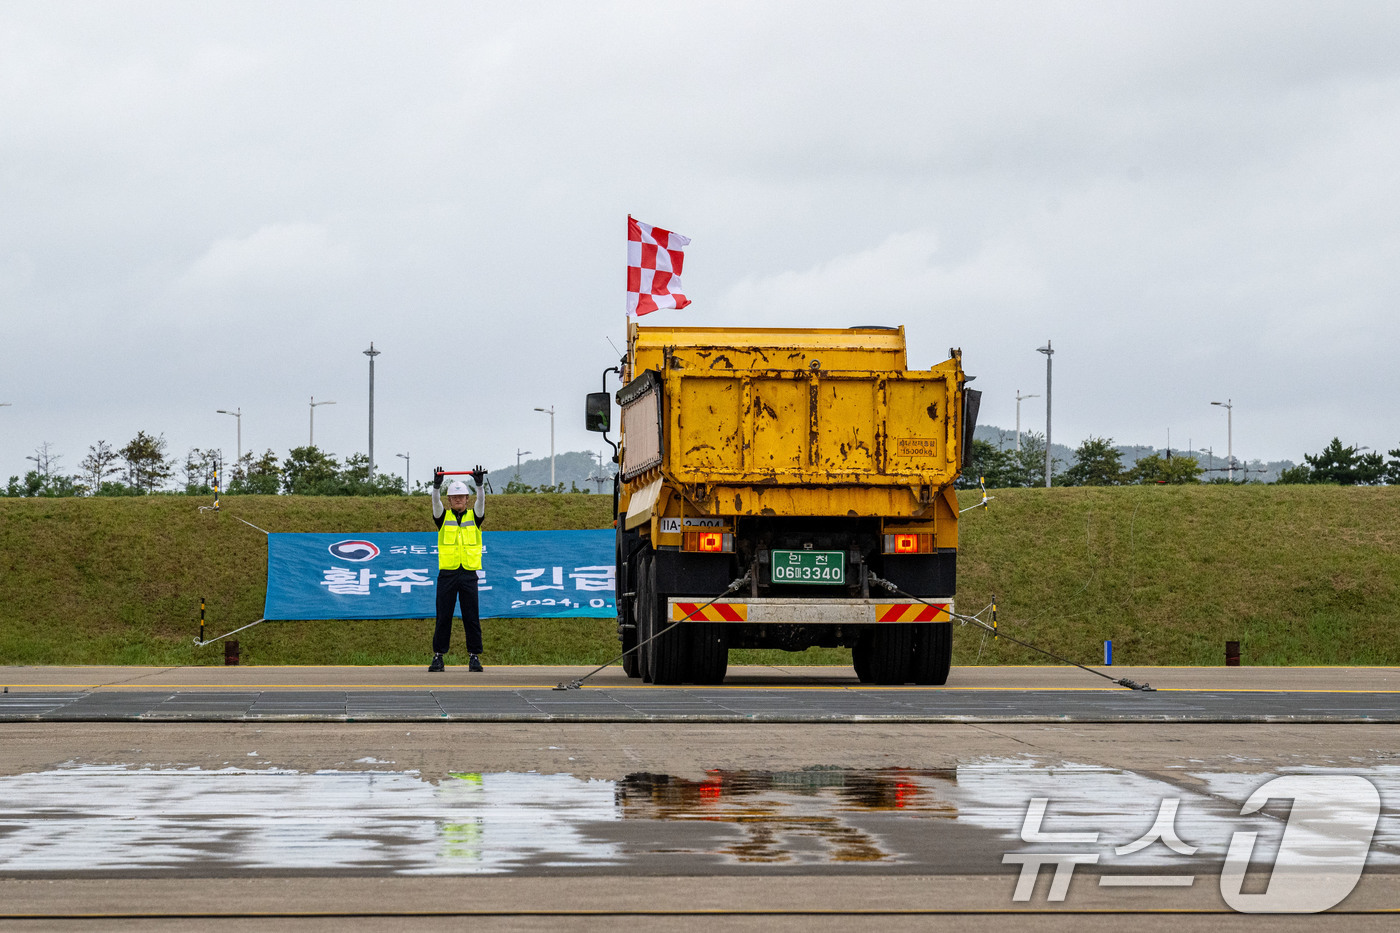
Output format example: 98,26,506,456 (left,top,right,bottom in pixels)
492,450,616,492
974,424,1296,483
